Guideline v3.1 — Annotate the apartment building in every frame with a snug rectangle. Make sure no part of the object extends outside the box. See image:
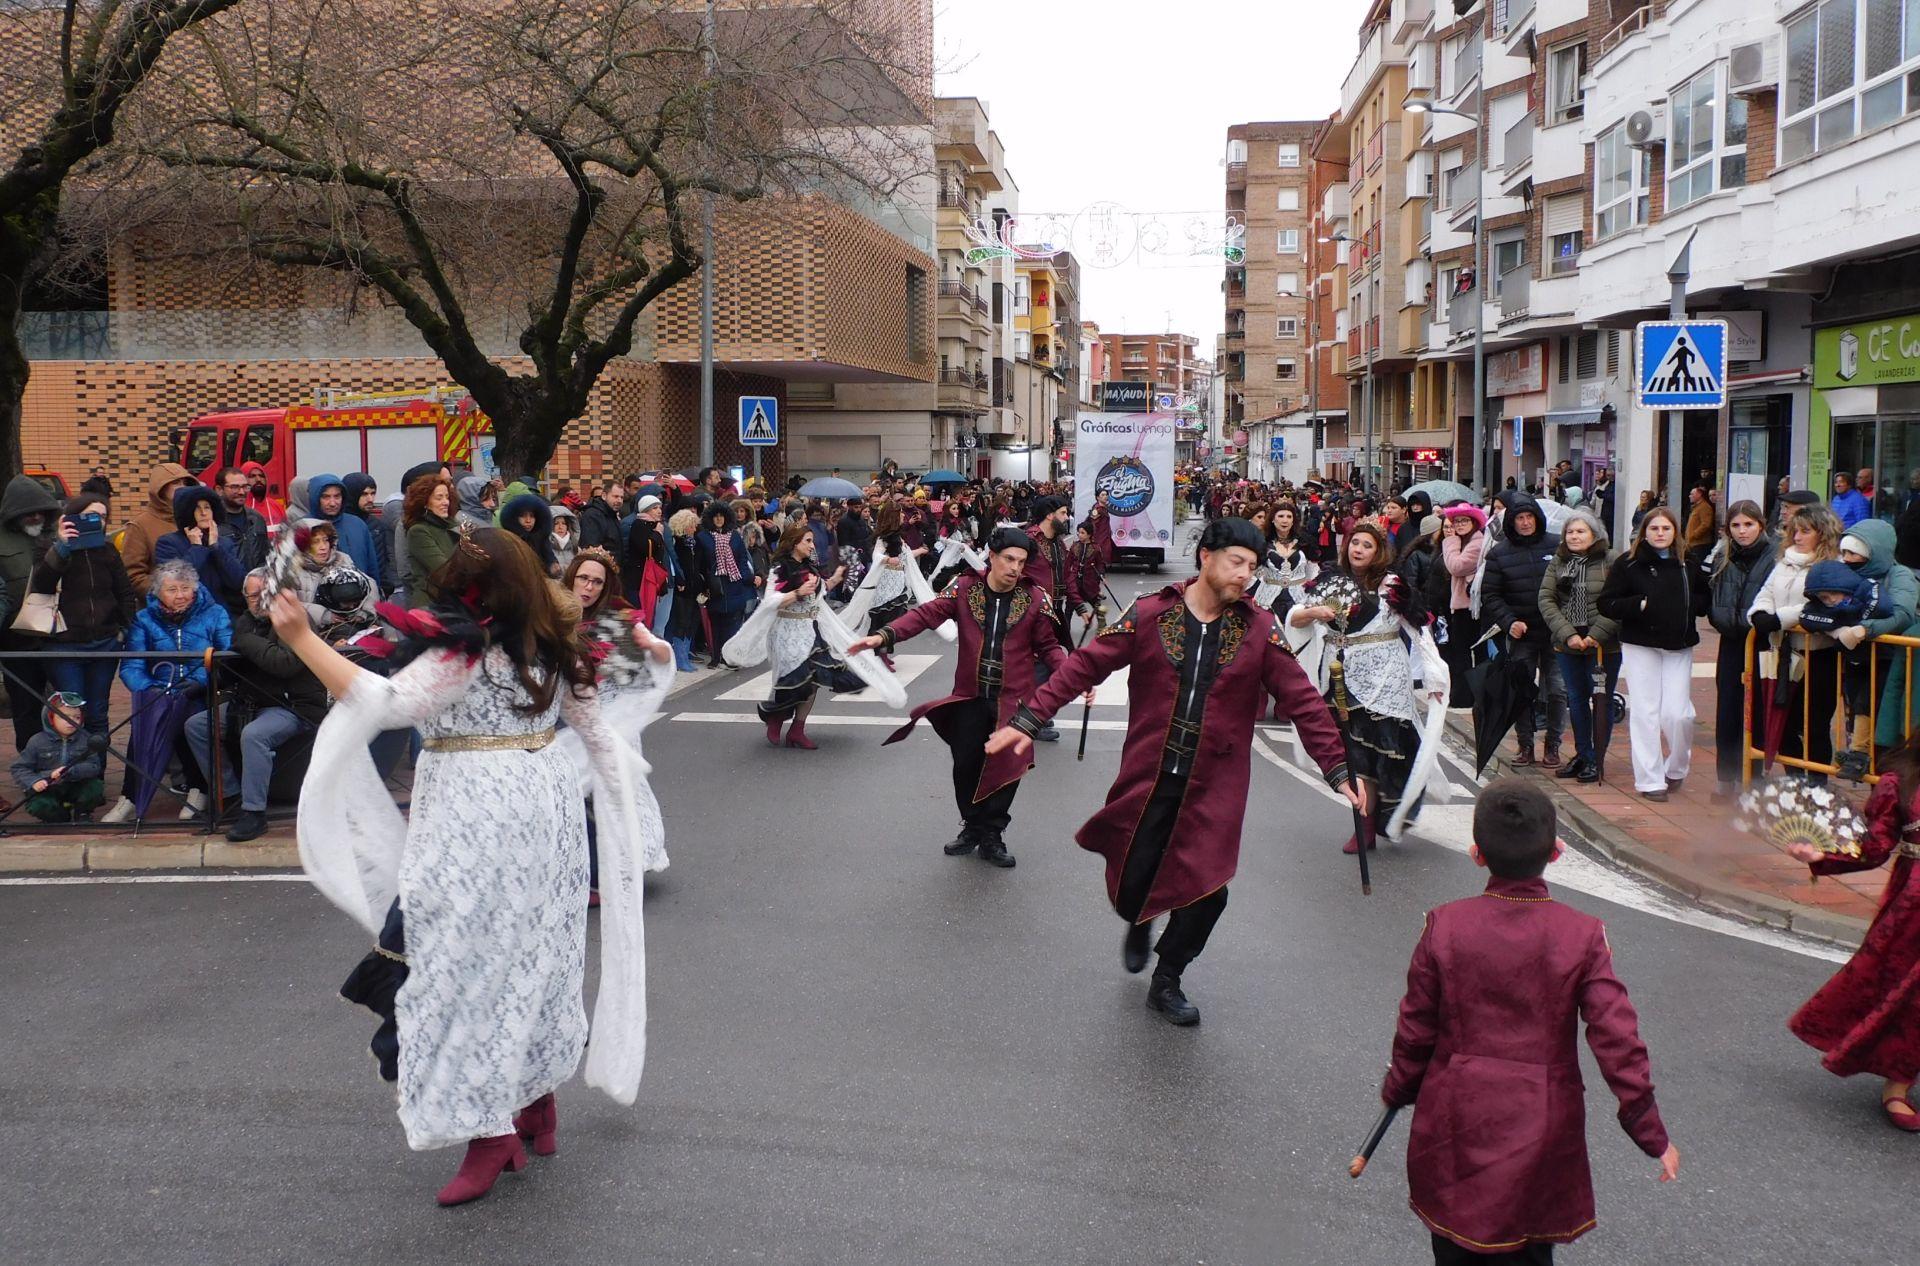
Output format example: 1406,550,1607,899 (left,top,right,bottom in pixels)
1099,332,1207,405
1222,121,1321,439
